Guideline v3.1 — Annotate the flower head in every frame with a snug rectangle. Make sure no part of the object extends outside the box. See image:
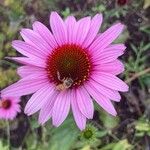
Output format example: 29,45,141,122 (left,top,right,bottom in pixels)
80,124,98,143
0,96,21,120
1,12,128,130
